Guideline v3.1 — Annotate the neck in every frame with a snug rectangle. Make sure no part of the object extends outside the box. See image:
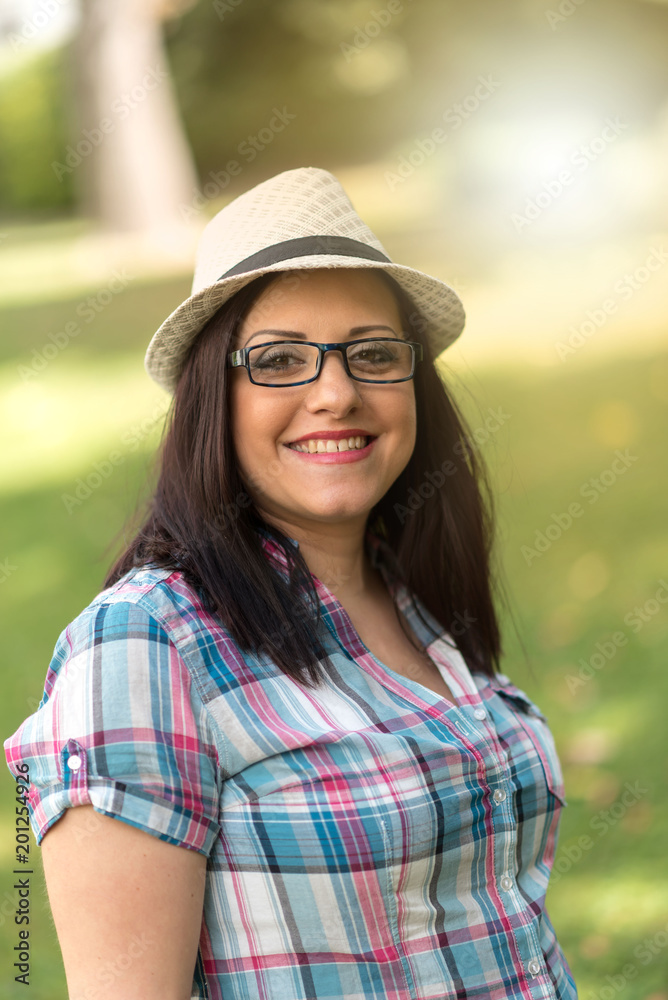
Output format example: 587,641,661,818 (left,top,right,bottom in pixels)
261,514,380,604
